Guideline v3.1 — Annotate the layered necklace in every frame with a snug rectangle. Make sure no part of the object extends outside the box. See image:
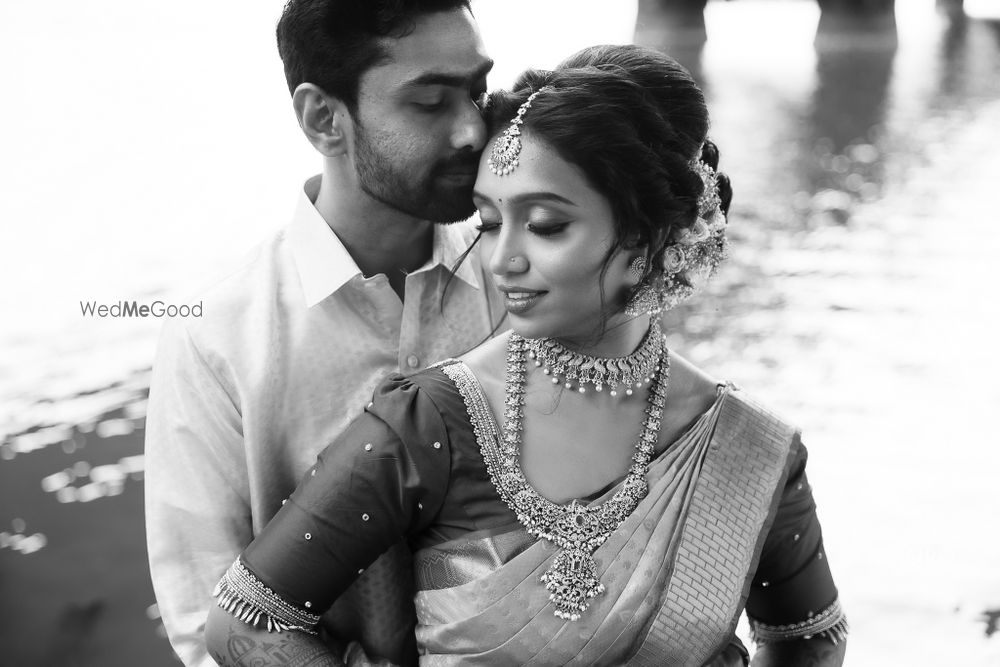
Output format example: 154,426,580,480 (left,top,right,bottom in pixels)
490,322,669,621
